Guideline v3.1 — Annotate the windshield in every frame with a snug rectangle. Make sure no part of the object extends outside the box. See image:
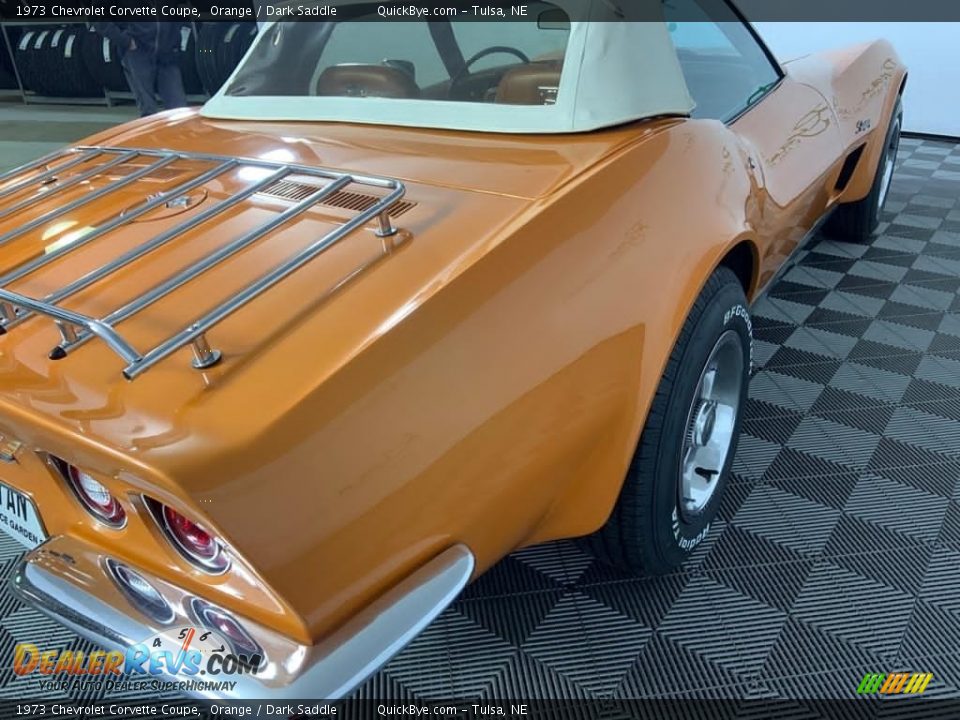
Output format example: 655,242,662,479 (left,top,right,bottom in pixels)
225,7,571,106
